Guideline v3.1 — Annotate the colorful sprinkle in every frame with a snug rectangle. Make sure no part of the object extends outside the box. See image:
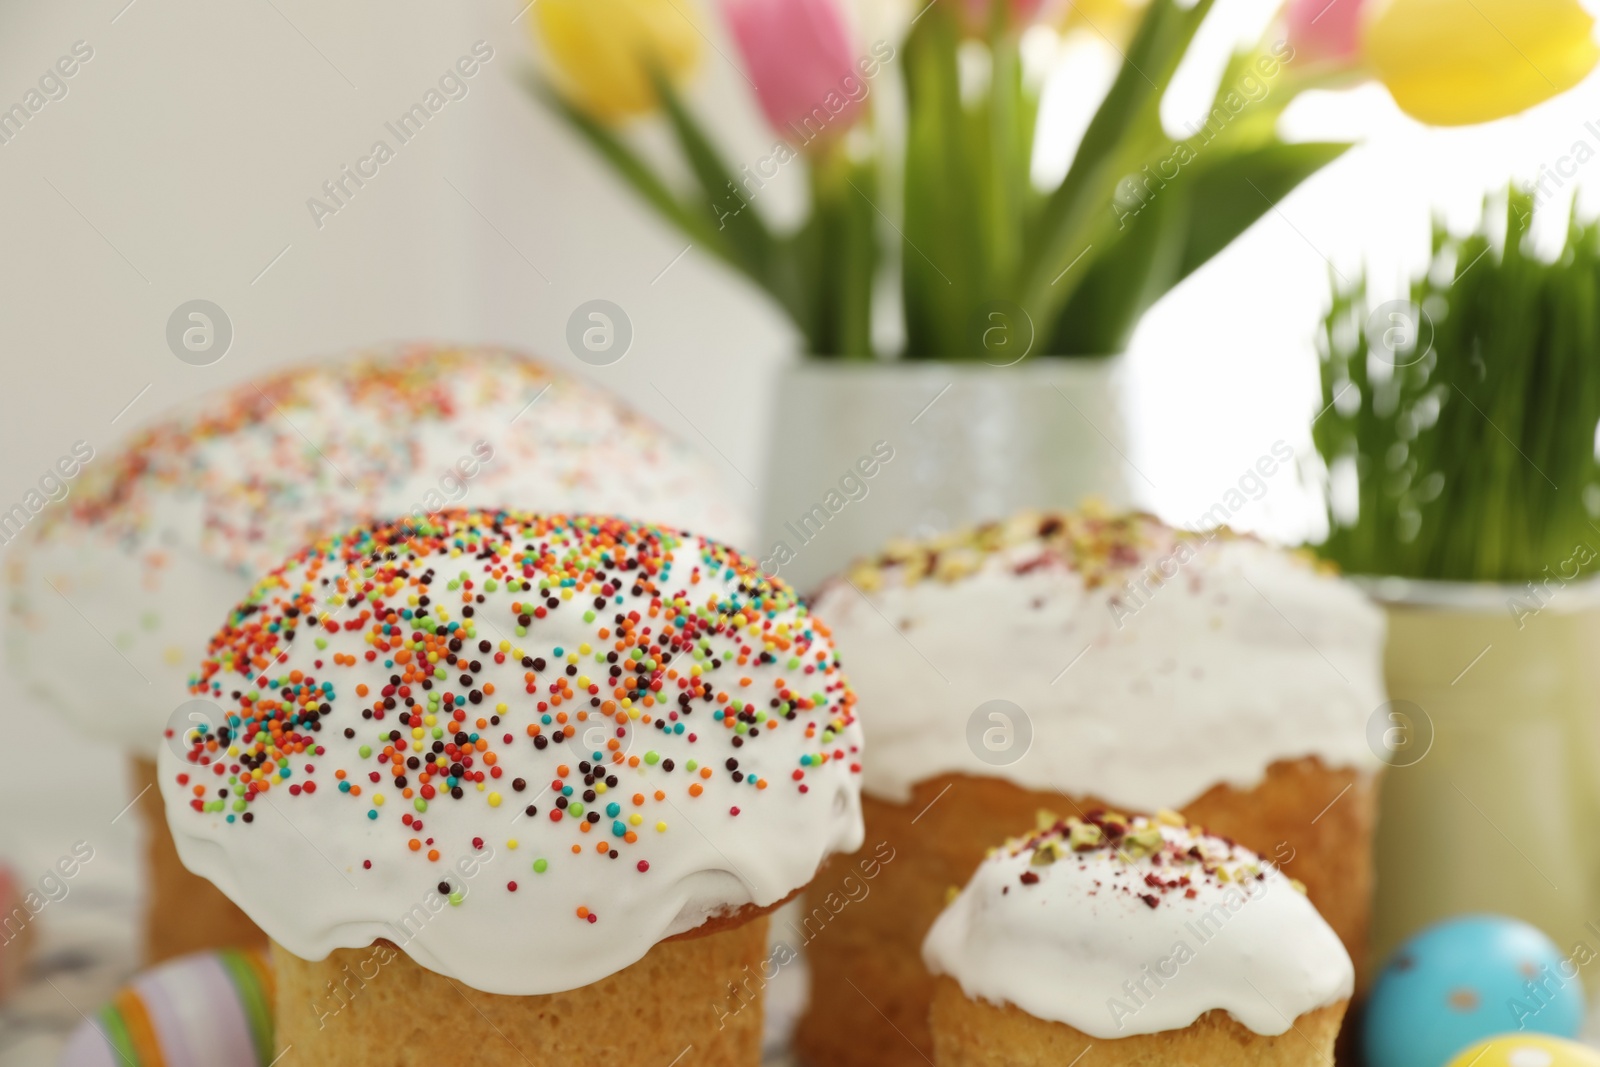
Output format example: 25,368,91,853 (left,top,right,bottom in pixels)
173,511,861,919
